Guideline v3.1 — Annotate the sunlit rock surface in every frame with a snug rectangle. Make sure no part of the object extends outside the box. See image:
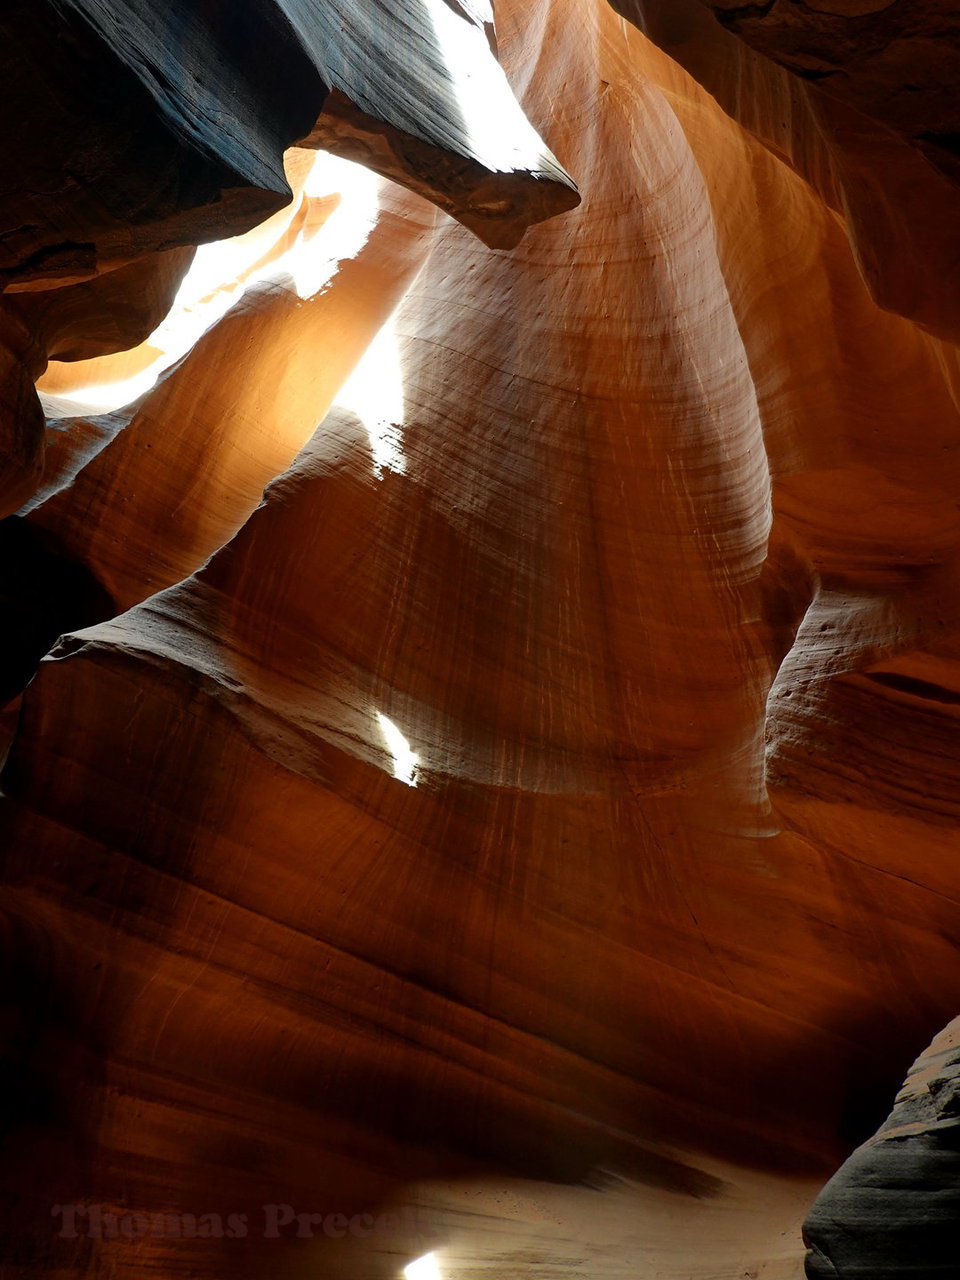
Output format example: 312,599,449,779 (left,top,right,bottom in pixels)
1,0,959,1278
2,0,575,282
0,0,576,519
